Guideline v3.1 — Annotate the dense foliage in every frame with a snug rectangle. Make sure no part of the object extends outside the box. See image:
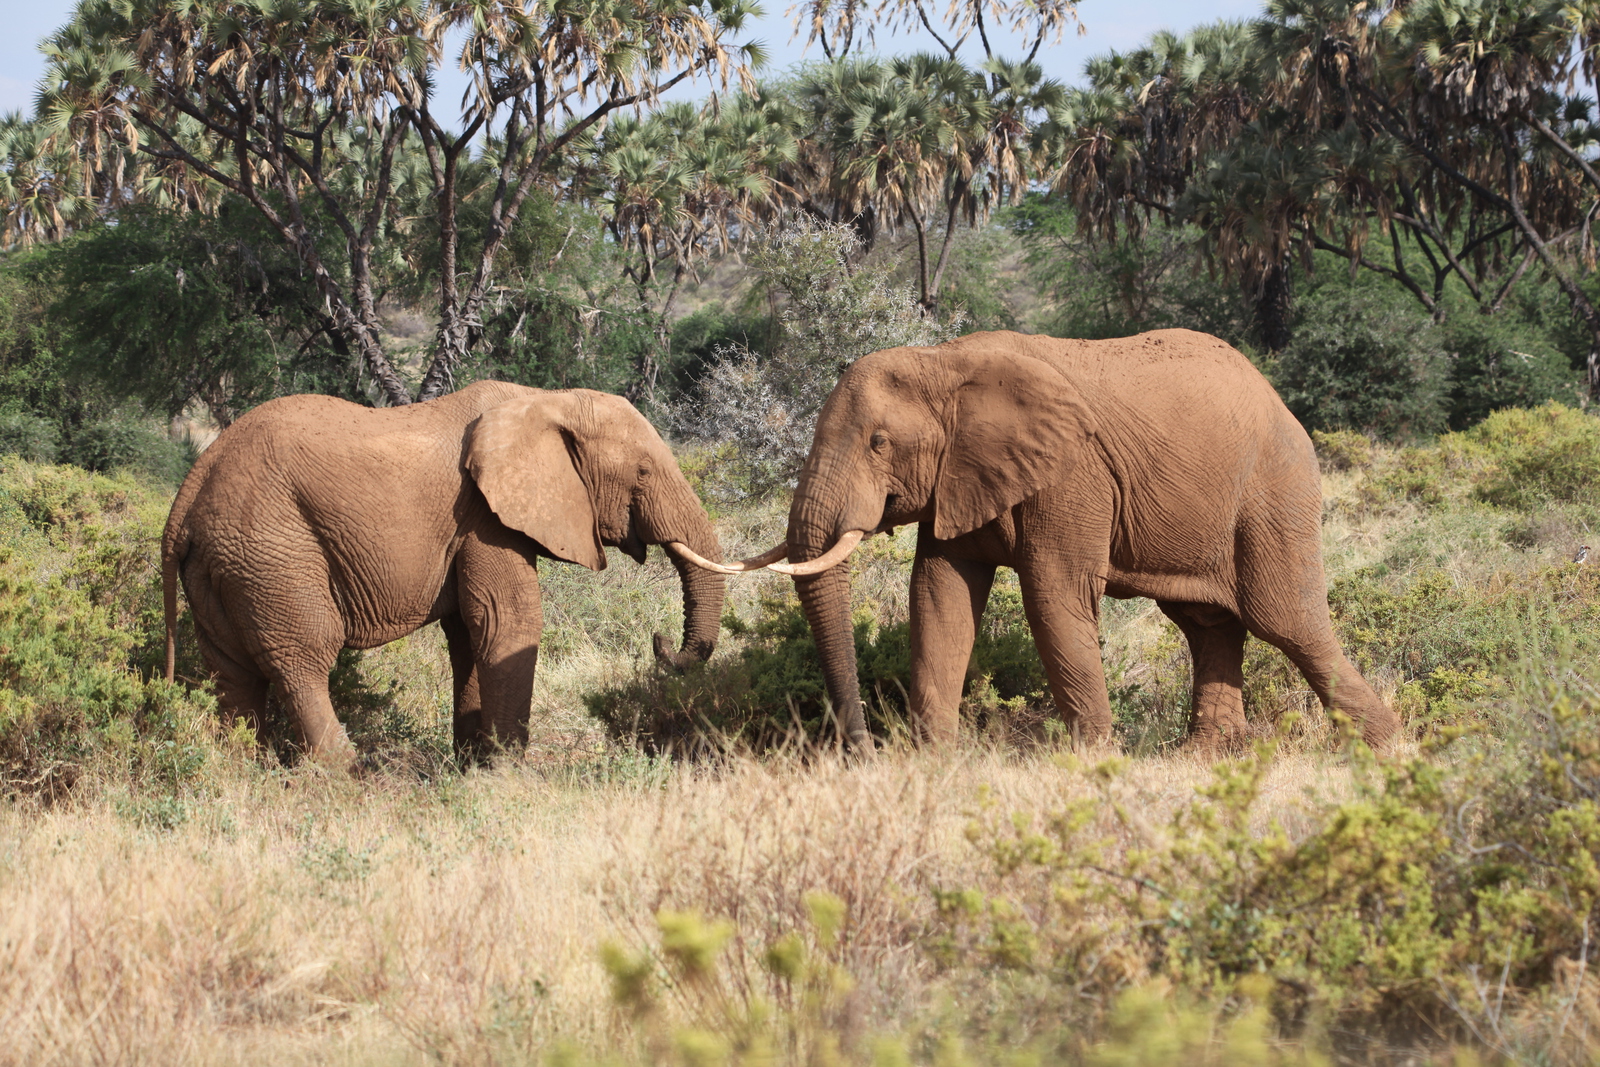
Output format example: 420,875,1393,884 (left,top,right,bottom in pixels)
2,0,1596,442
